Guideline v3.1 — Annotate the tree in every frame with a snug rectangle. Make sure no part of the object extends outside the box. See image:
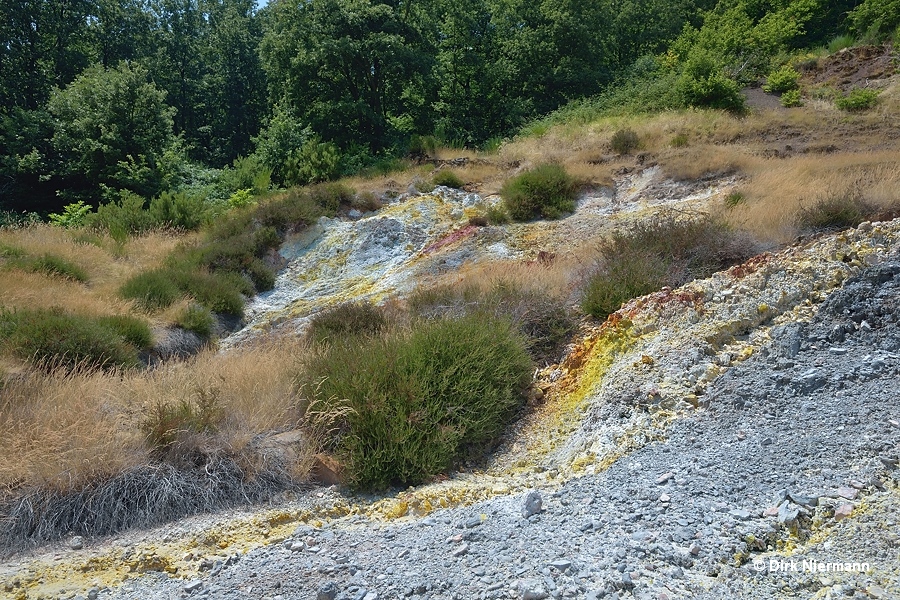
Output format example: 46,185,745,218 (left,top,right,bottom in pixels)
261,0,434,150
48,62,176,199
